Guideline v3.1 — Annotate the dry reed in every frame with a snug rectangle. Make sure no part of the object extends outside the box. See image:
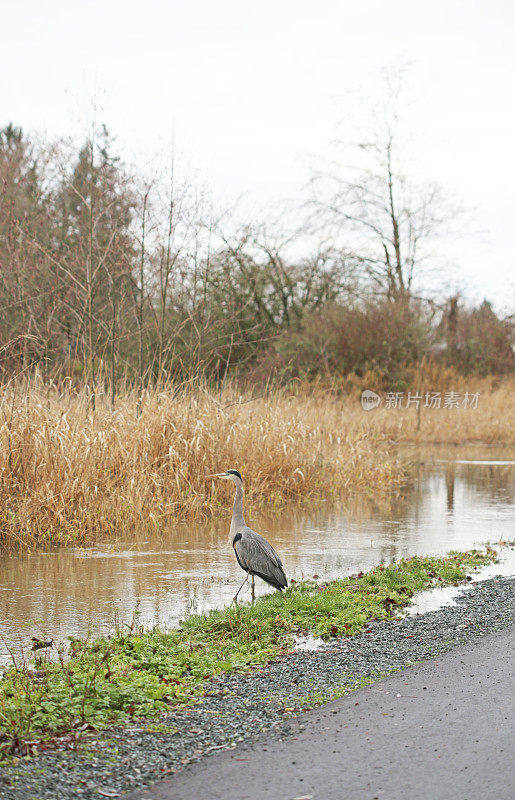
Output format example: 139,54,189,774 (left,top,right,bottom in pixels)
0,374,512,550
359,373,515,445
0,381,402,549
